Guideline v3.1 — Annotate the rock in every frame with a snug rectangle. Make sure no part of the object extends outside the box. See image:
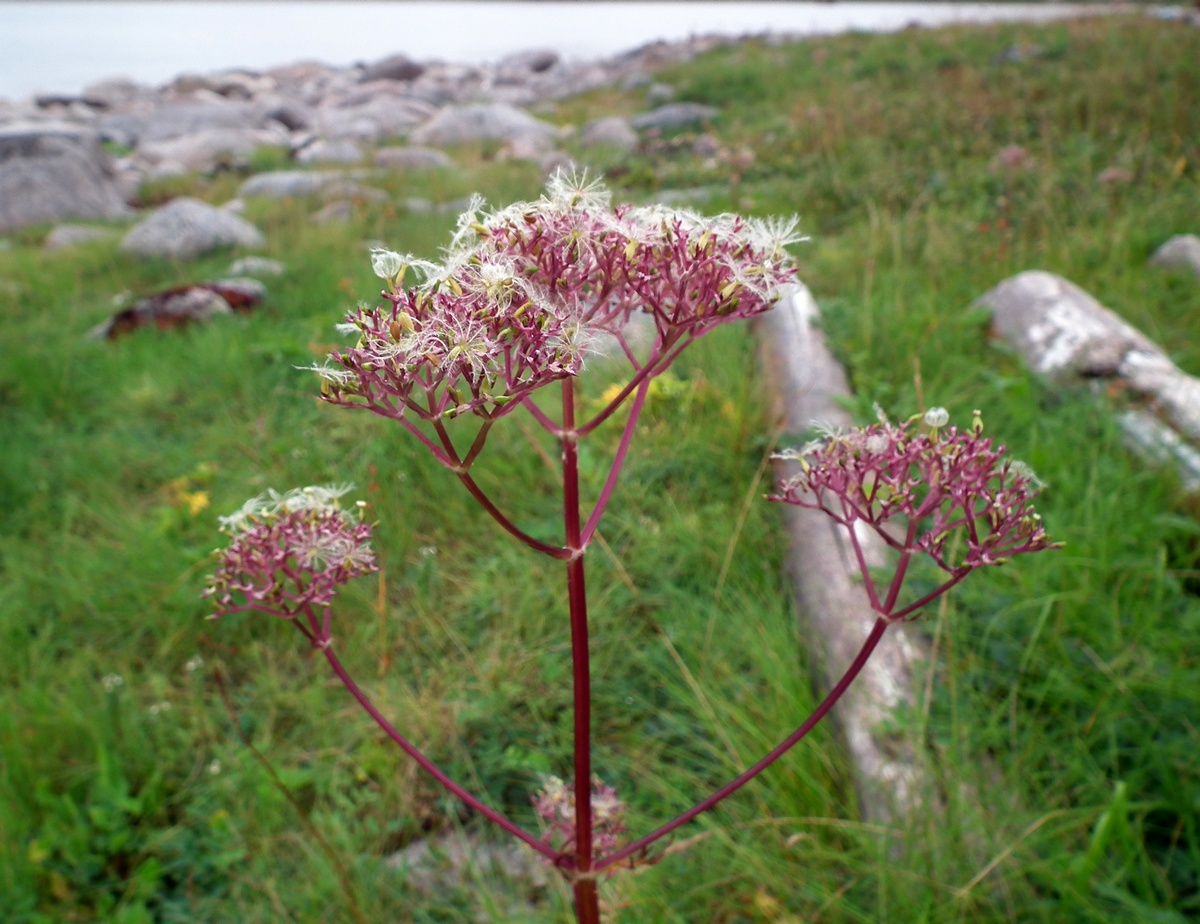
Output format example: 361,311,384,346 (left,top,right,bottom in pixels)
319,179,387,203
229,256,284,277
359,54,425,83
90,278,266,339
260,98,314,132
44,224,117,251
981,270,1200,444
497,49,560,74
646,82,675,103
387,832,549,910
121,197,265,259
138,126,289,171
374,146,453,170
410,103,559,150
0,123,132,232
1150,234,1200,277
692,133,721,158
315,95,436,142
580,116,638,152
239,170,343,199
81,77,149,109
310,200,354,224
111,101,264,146
629,102,718,131
296,138,364,165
